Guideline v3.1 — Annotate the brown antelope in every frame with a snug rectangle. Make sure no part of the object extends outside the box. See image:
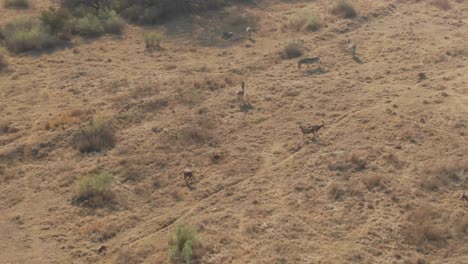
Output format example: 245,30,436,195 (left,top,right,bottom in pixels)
237,82,245,106
246,26,253,40
183,168,194,185
299,121,325,140
347,39,357,57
